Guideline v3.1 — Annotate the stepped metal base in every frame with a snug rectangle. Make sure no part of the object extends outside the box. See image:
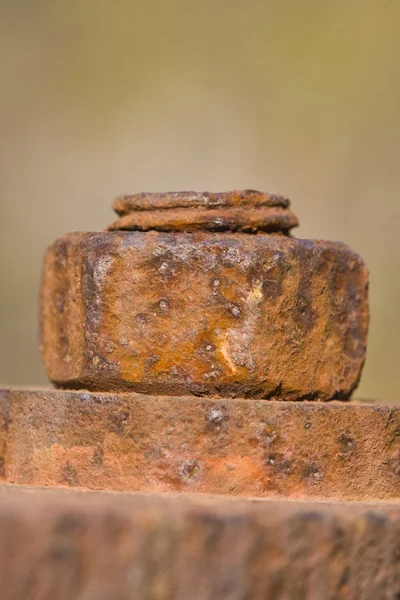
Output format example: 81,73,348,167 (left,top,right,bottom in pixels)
0,485,398,599
0,388,399,502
